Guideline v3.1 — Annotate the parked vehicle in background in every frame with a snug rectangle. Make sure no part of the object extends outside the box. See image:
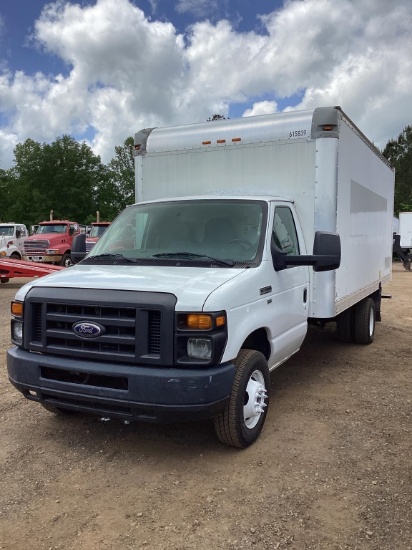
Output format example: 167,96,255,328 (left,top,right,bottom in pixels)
85,222,111,252
399,212,412,253
393,212,412,270
22,220,80,267
7,107,394,448
0,223,29,260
